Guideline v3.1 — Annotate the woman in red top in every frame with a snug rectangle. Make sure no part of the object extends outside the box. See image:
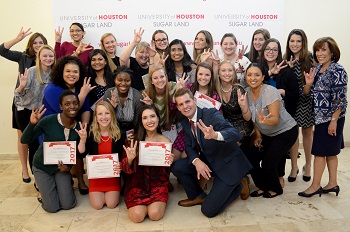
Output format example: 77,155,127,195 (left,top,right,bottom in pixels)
77,101,123,209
